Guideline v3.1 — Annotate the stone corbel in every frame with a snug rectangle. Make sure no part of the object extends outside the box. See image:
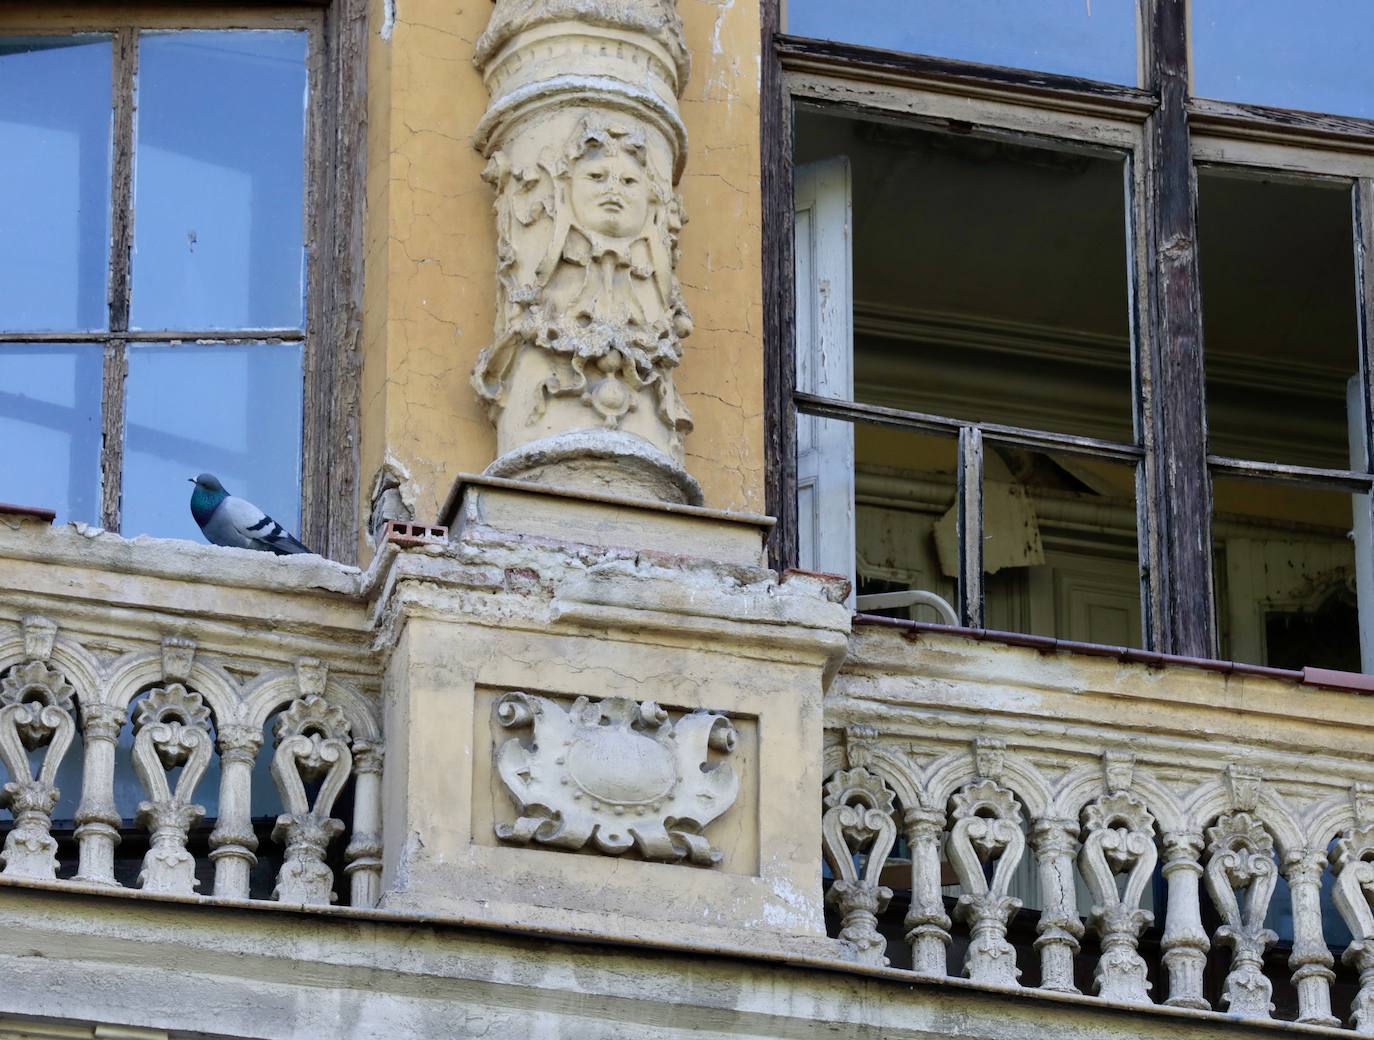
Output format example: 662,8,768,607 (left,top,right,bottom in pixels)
471,0,702,505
